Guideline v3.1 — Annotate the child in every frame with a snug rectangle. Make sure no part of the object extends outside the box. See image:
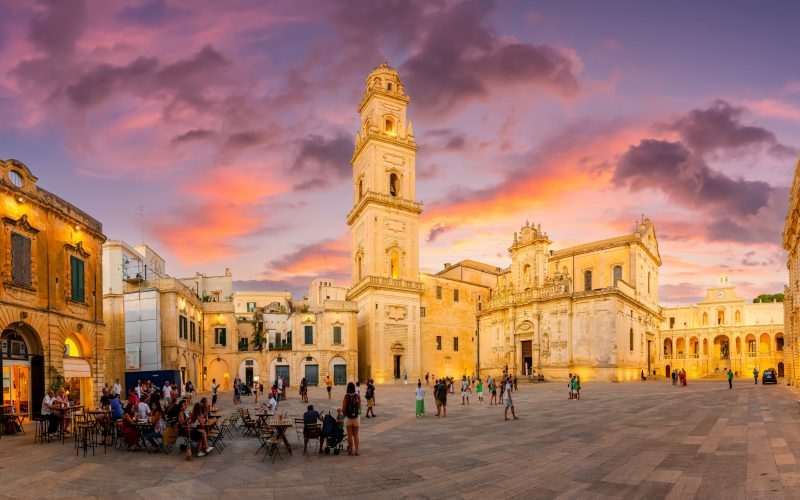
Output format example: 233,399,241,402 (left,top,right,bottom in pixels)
415,382,425,417
476,378,484,404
